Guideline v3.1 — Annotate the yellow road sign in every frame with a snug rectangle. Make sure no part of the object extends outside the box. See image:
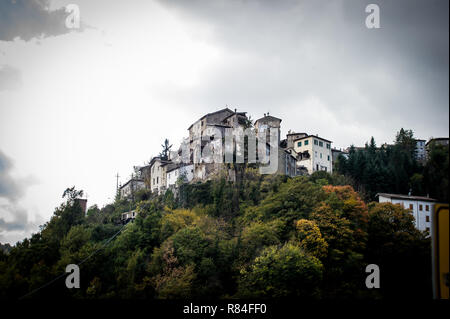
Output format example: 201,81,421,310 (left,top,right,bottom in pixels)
432,203,449,299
